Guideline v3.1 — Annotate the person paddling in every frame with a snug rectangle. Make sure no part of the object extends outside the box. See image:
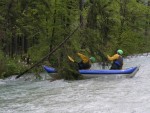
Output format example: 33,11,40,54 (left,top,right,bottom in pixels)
107,49,123,70
68,52,95,70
